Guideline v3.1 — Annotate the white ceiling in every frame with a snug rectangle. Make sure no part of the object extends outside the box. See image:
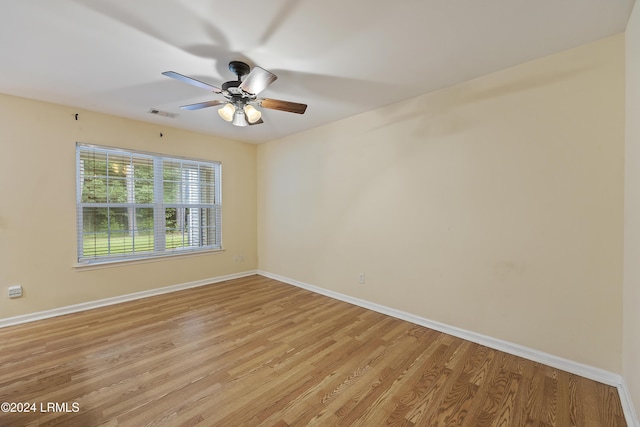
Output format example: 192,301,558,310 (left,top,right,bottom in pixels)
0,0,635,144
